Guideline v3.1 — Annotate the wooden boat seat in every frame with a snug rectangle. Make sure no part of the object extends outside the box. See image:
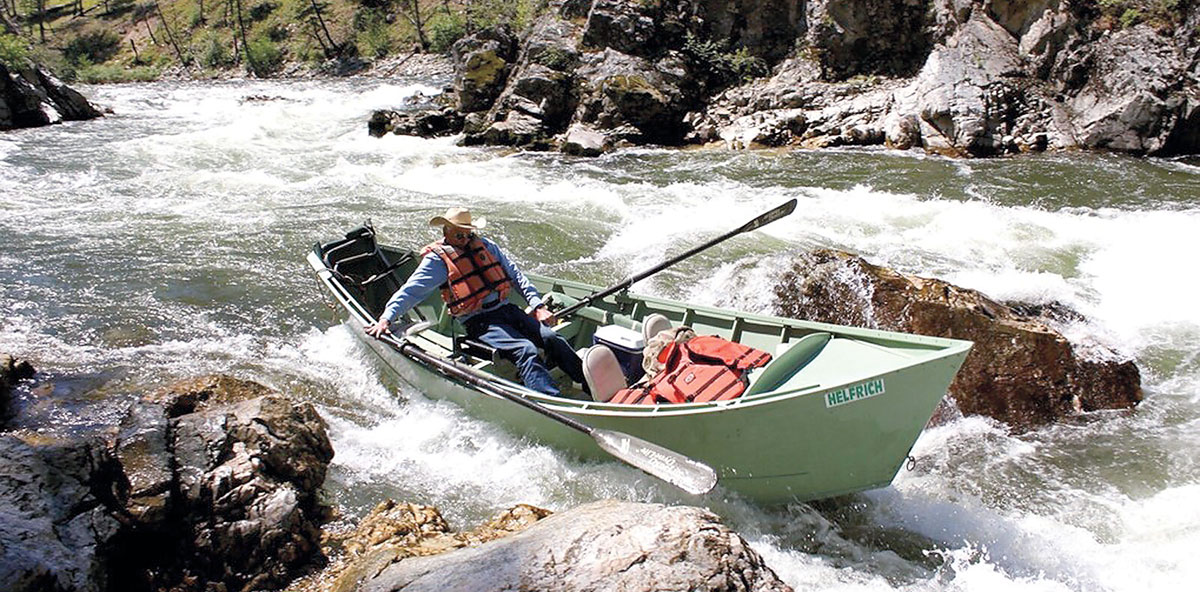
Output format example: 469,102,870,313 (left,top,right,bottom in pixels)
582,345,627,402
744,332,832,396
